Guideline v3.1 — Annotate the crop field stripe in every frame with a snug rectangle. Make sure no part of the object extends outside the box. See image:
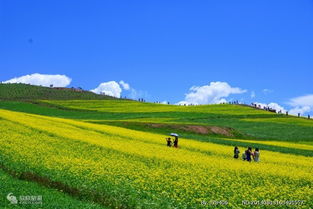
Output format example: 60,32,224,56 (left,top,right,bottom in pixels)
219,137,313,151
